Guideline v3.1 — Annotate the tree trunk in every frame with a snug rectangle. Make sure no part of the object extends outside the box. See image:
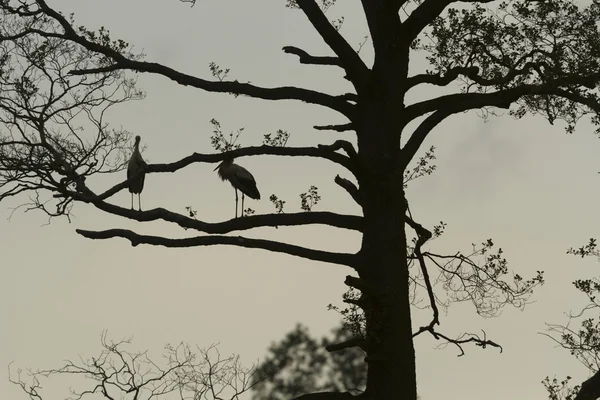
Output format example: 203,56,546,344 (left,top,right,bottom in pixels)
355,115,416,399
358,177,415,400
